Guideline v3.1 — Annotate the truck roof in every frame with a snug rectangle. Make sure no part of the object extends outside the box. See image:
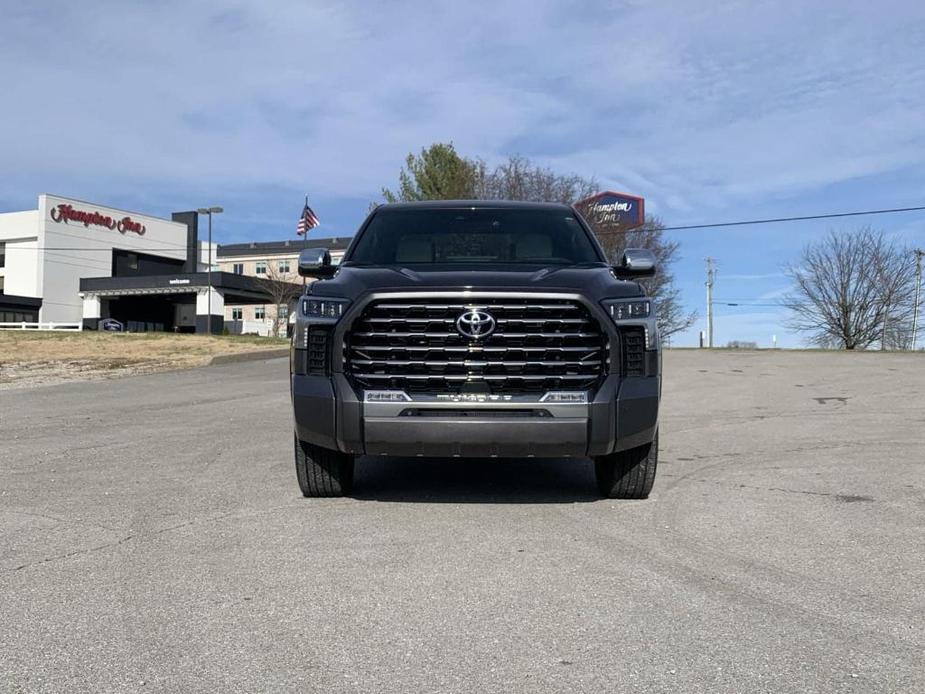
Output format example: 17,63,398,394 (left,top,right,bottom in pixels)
377,200,575,212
